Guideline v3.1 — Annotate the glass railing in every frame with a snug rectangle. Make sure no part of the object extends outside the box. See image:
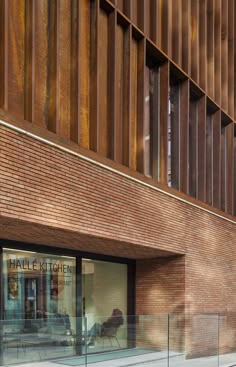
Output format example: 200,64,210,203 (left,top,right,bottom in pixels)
0,314,236,366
